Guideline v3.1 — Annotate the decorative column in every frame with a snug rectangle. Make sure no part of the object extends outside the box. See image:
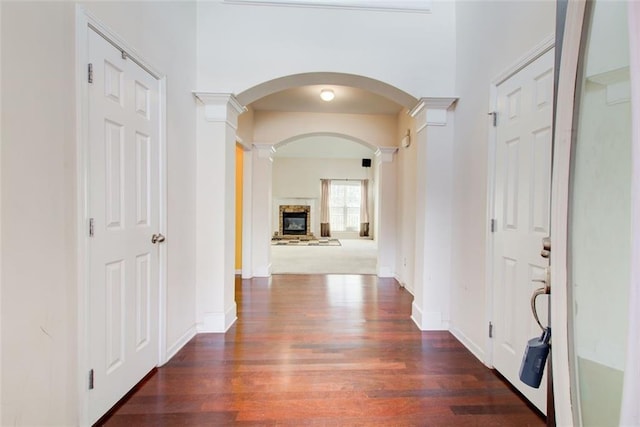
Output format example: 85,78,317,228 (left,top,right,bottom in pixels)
410,97,457,330
376,147,398,278
251,143,275,277
194,92,246,332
